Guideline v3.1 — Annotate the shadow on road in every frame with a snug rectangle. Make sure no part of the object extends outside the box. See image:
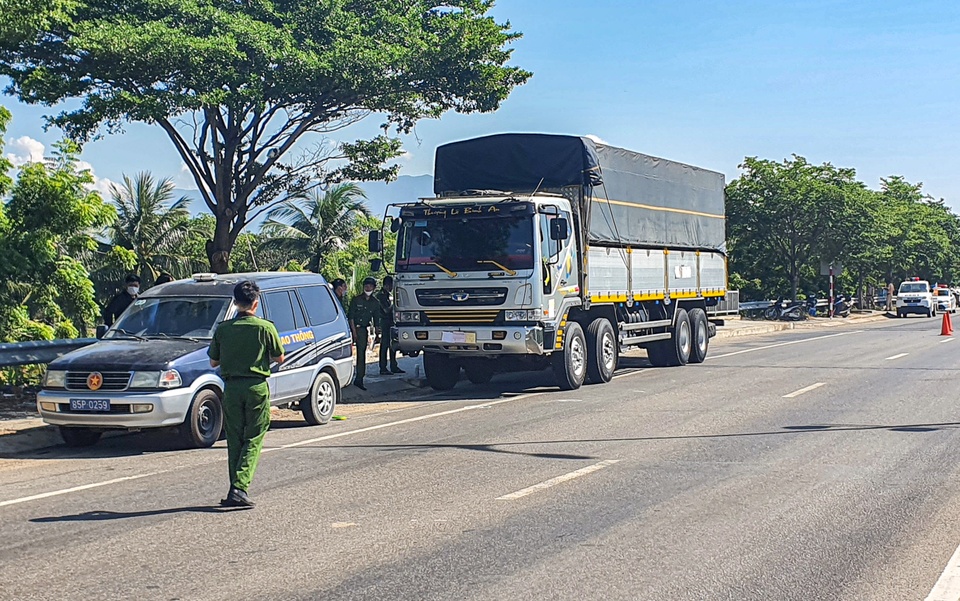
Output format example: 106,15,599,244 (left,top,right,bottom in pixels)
30,505,249,523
